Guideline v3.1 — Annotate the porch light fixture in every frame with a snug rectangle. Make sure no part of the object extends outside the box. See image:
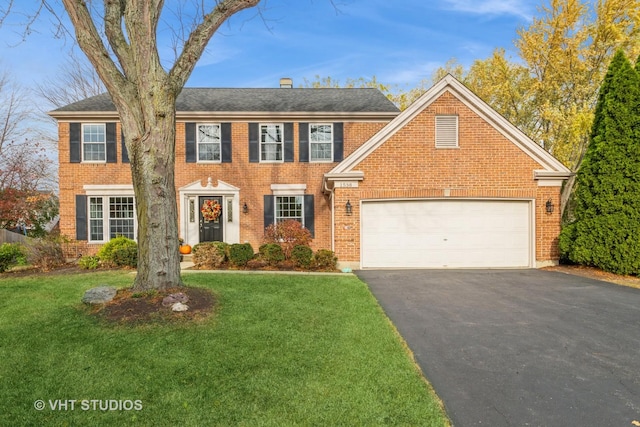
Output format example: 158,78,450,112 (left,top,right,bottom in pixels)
243,202,248,214
545,199,554,214
345,200,353,216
